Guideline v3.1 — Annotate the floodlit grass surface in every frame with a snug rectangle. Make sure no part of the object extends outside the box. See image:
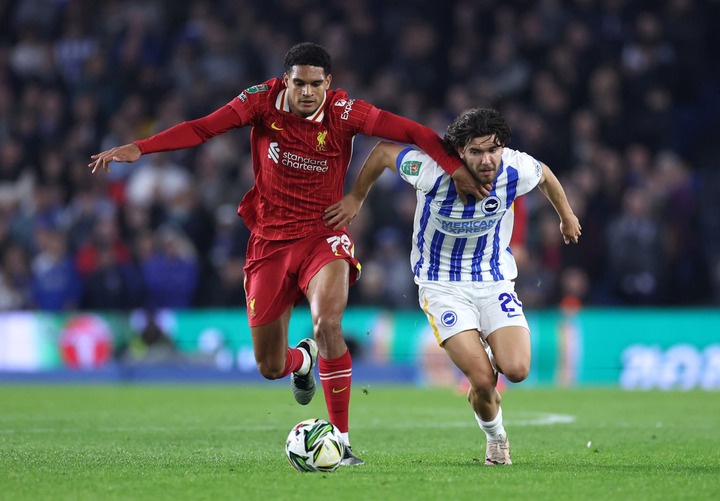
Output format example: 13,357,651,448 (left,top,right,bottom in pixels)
1,384,718,500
